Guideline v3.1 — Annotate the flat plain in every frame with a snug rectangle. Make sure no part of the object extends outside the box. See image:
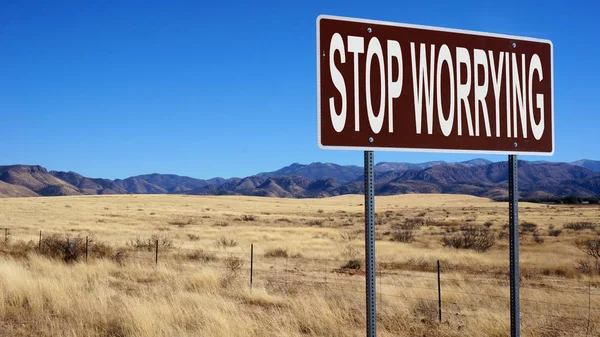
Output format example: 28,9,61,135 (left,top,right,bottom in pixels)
0,194,599,336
